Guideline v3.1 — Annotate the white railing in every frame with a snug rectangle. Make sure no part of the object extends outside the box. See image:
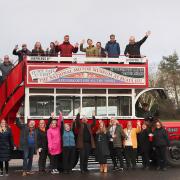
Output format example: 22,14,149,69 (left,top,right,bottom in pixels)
26,56,147,64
